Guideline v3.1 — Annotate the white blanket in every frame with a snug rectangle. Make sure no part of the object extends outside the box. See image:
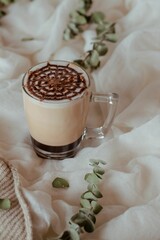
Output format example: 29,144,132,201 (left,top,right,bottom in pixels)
1,0,160,239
